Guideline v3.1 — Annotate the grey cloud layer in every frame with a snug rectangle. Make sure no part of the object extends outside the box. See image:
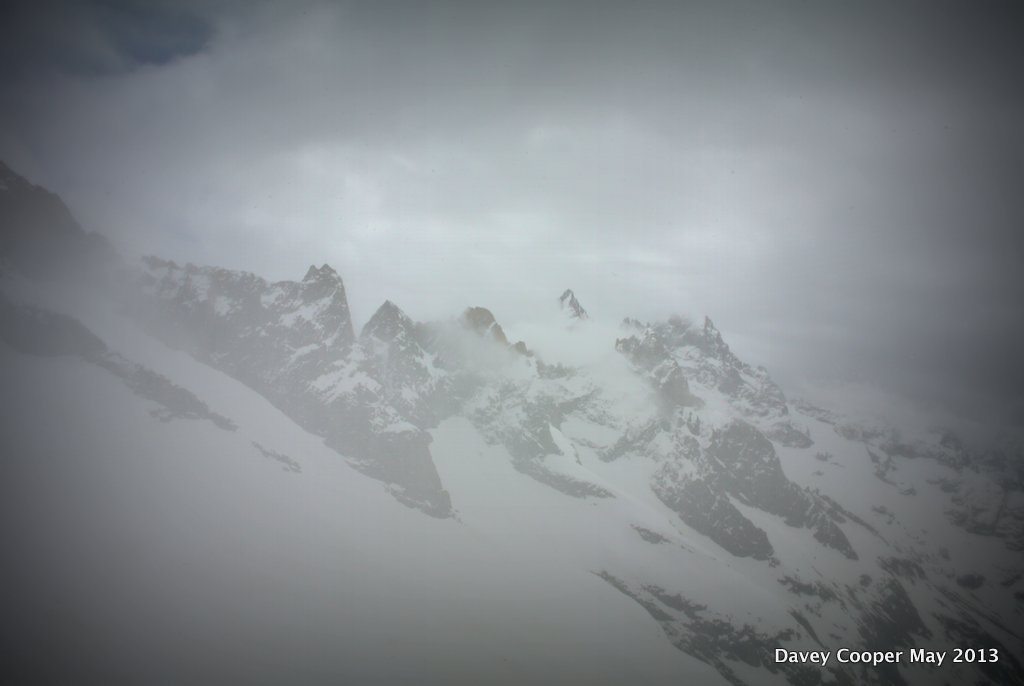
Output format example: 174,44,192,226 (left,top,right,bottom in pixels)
1,0,1022,424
